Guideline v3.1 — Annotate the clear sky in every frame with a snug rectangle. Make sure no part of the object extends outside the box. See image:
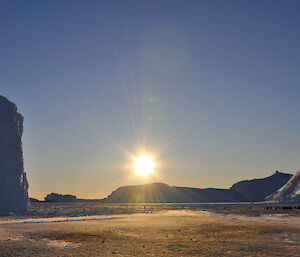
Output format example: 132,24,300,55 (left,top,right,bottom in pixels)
1,0,300,200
